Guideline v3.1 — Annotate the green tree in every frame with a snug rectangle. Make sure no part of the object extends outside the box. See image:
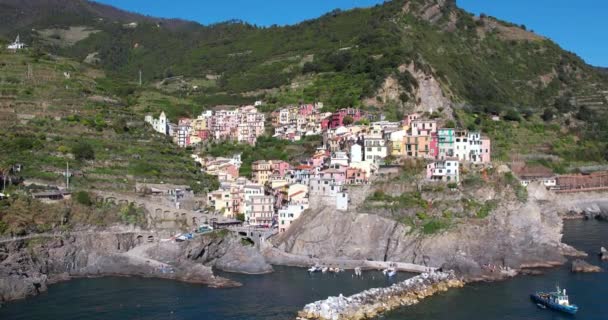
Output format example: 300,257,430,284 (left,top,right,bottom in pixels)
541,108,555,121
72,142,95,161
343,115,354,125
504,110,521,122
444,120,456,128
75,191,92,206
